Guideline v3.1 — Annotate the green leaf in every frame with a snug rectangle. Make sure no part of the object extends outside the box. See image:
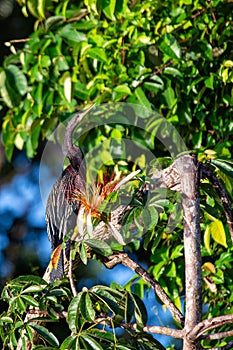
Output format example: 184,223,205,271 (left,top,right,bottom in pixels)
134,87,152,110
60,335,77,350
212,159,233,177
159,33,181,59
60,25,87,43
67,293,82,332
17,297,27,312
80,242,88,265
27,0,42,18
80,334,104,350
45,16,64,31
101,0,116,20
163,67,183,78
113,84,131,101
37,0,47,19
0,316,13,323
74,81,89,100
125,292,135,323
162,86,176,109
21,295,39,307
143,80,164,92
80,292,95,321
28,324,59,347
91,286,119,314
205,74,214,89
6,65,28,95
142,206,159,231
170,245,183,260
87,48,108,63
11,275,46,285
209,219,227,248
87,329,114,343
130,293,147,328
85,239,113,256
